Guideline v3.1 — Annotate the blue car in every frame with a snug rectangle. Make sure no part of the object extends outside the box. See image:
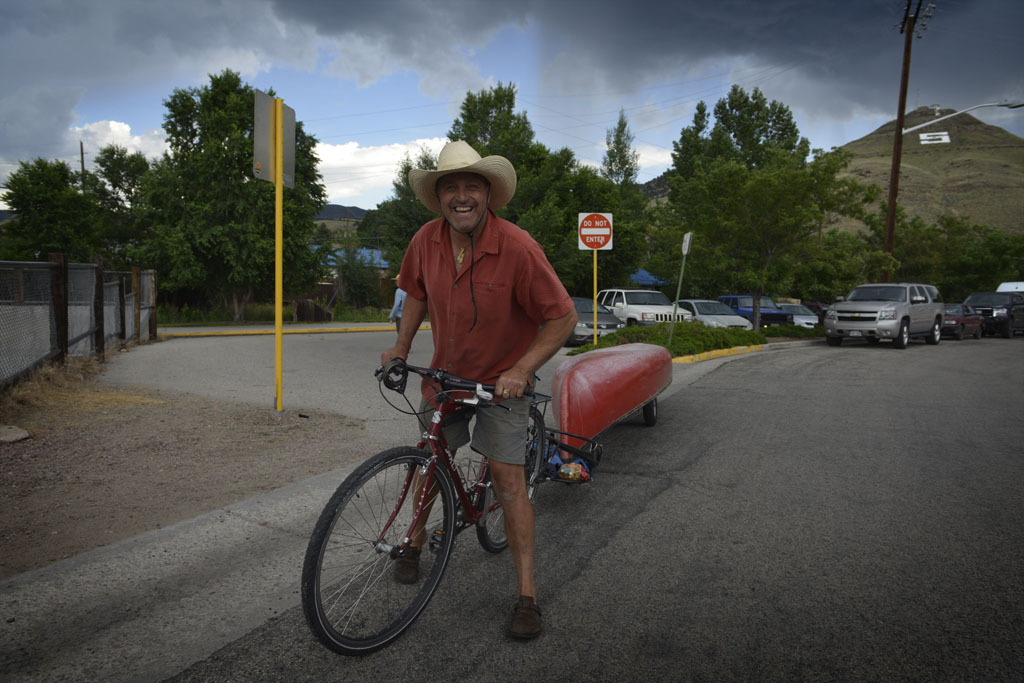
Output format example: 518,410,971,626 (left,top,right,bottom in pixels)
717,294,794,328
